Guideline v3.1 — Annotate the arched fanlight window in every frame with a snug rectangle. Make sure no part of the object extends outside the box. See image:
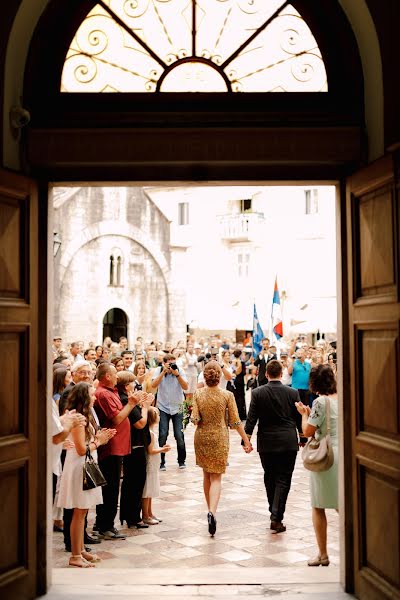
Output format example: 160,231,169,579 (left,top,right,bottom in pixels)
109,249,123,286
61,0,327,93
